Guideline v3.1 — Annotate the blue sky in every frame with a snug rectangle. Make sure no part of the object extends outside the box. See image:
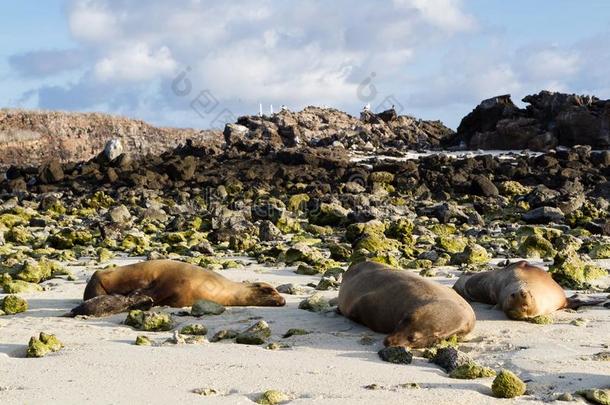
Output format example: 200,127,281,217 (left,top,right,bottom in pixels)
1,1,610,130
